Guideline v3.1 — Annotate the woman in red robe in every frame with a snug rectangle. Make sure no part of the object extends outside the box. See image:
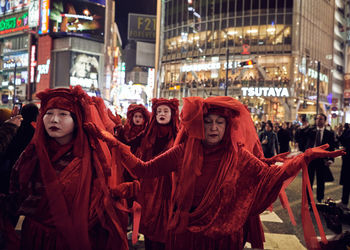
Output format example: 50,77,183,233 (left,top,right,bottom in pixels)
4,86,128,250
135,98,179,250
118,104,150,154
87,96,345,250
